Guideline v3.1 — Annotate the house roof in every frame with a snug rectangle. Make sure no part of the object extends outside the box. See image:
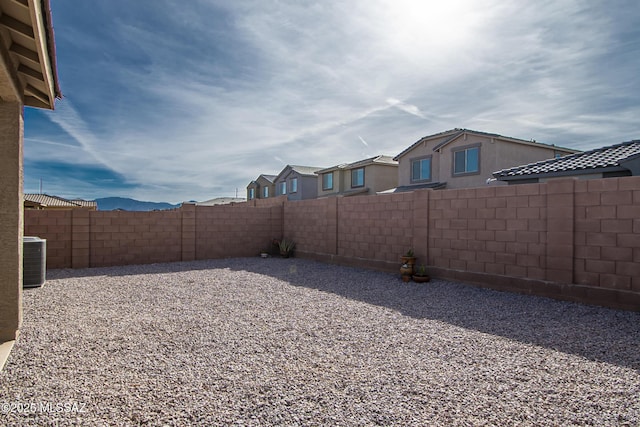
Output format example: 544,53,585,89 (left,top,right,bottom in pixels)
493,140,640,180
247,174,277,188
24,193,96,208
316,155,398,174
197,197,246,206
378,182,447,194
0,0,62,109
70,199,98,209
393,128,577,161
259,174,277,183
274,165,323,181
